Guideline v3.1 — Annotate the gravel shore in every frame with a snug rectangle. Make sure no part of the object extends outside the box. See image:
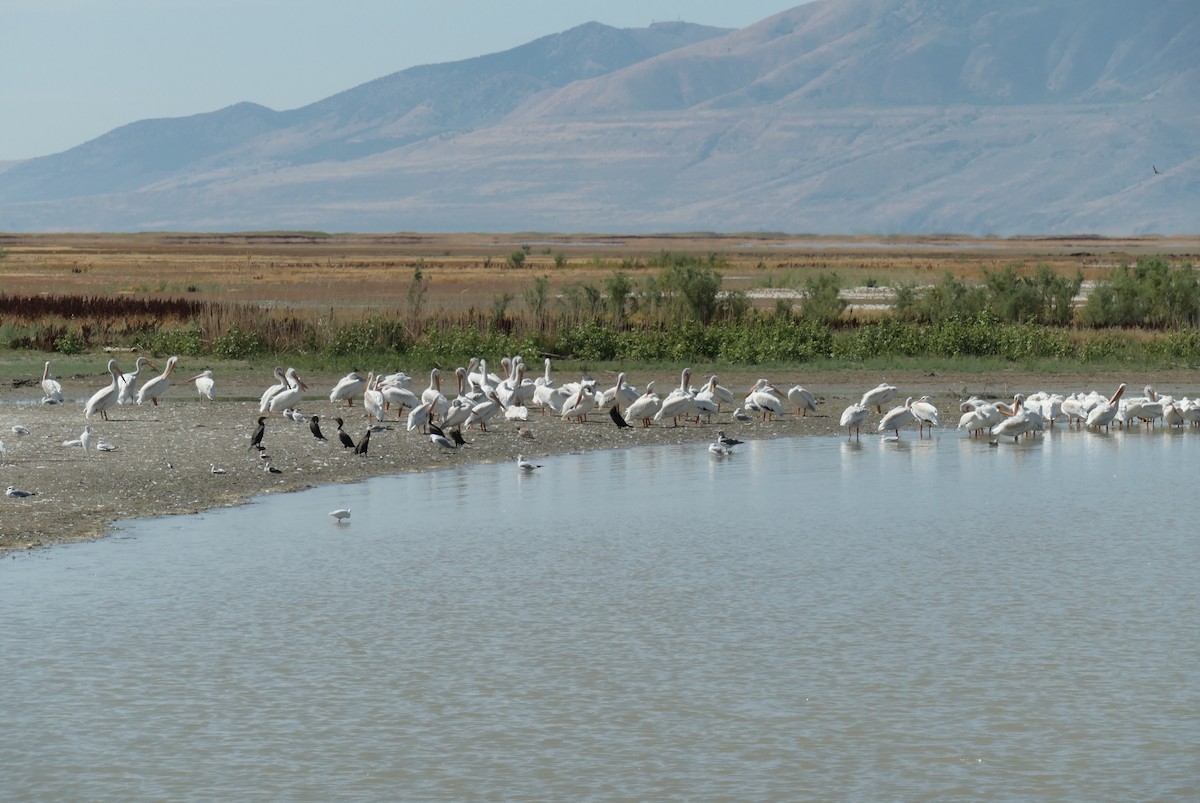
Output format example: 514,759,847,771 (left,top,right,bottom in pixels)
1,365,1190,553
